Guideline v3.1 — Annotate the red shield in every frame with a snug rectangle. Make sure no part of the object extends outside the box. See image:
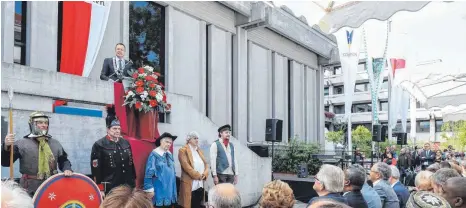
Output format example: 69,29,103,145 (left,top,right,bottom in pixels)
33,173,102,208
